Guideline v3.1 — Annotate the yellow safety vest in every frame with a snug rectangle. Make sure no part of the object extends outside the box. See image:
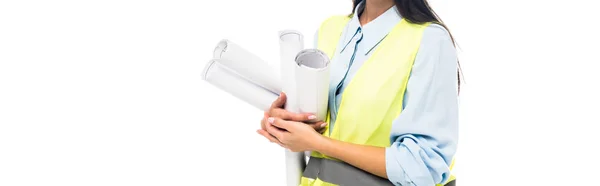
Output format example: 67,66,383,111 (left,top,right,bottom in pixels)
300,15,456,186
